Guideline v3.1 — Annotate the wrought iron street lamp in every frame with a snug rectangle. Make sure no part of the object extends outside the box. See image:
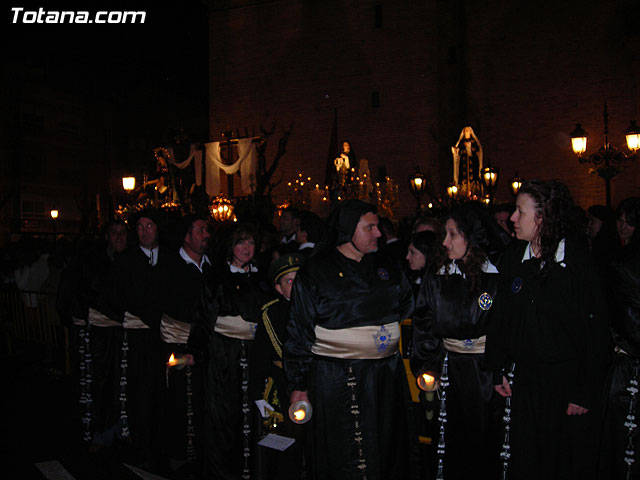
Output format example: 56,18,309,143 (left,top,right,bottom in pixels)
570,103,637,208
50,209,59,237
408,168,428,213
481,165,499,204
511,173,523,196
